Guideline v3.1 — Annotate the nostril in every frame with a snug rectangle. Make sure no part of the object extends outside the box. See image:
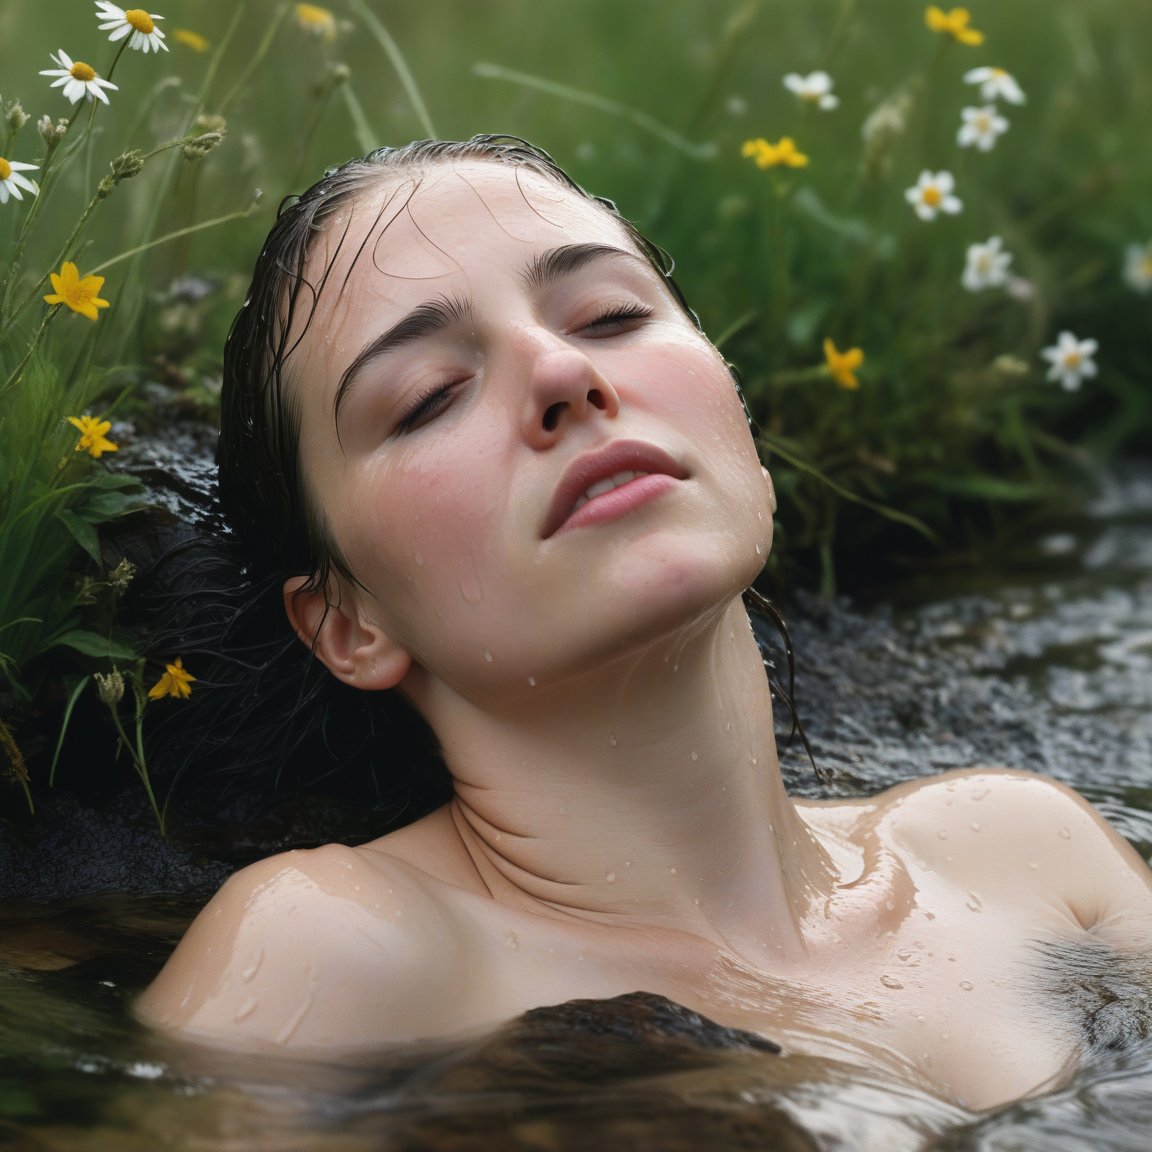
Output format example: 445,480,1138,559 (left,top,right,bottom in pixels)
542,401,566,432
587,388,607,411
